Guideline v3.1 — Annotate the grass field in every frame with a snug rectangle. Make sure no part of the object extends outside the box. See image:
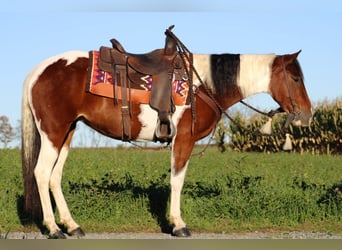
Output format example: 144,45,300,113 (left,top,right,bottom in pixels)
0,147,341,235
